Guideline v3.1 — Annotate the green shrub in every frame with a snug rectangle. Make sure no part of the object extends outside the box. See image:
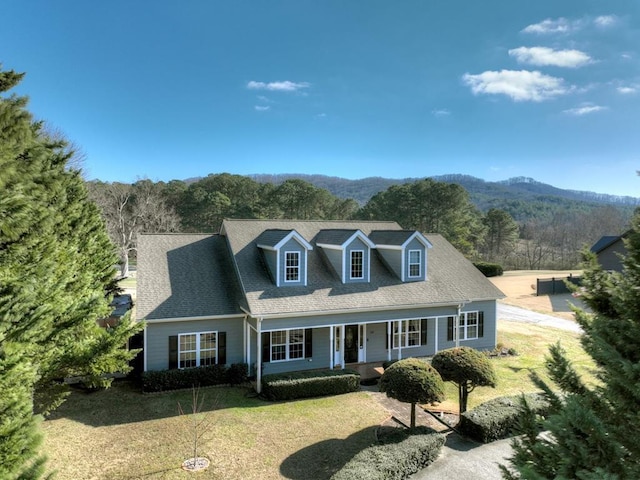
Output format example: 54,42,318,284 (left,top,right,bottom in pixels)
261,369,360,401
458,393,551,443
382,359,398,370
473,262,504,277
330,431,445,480
227,363,248,385
141,364,228,393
